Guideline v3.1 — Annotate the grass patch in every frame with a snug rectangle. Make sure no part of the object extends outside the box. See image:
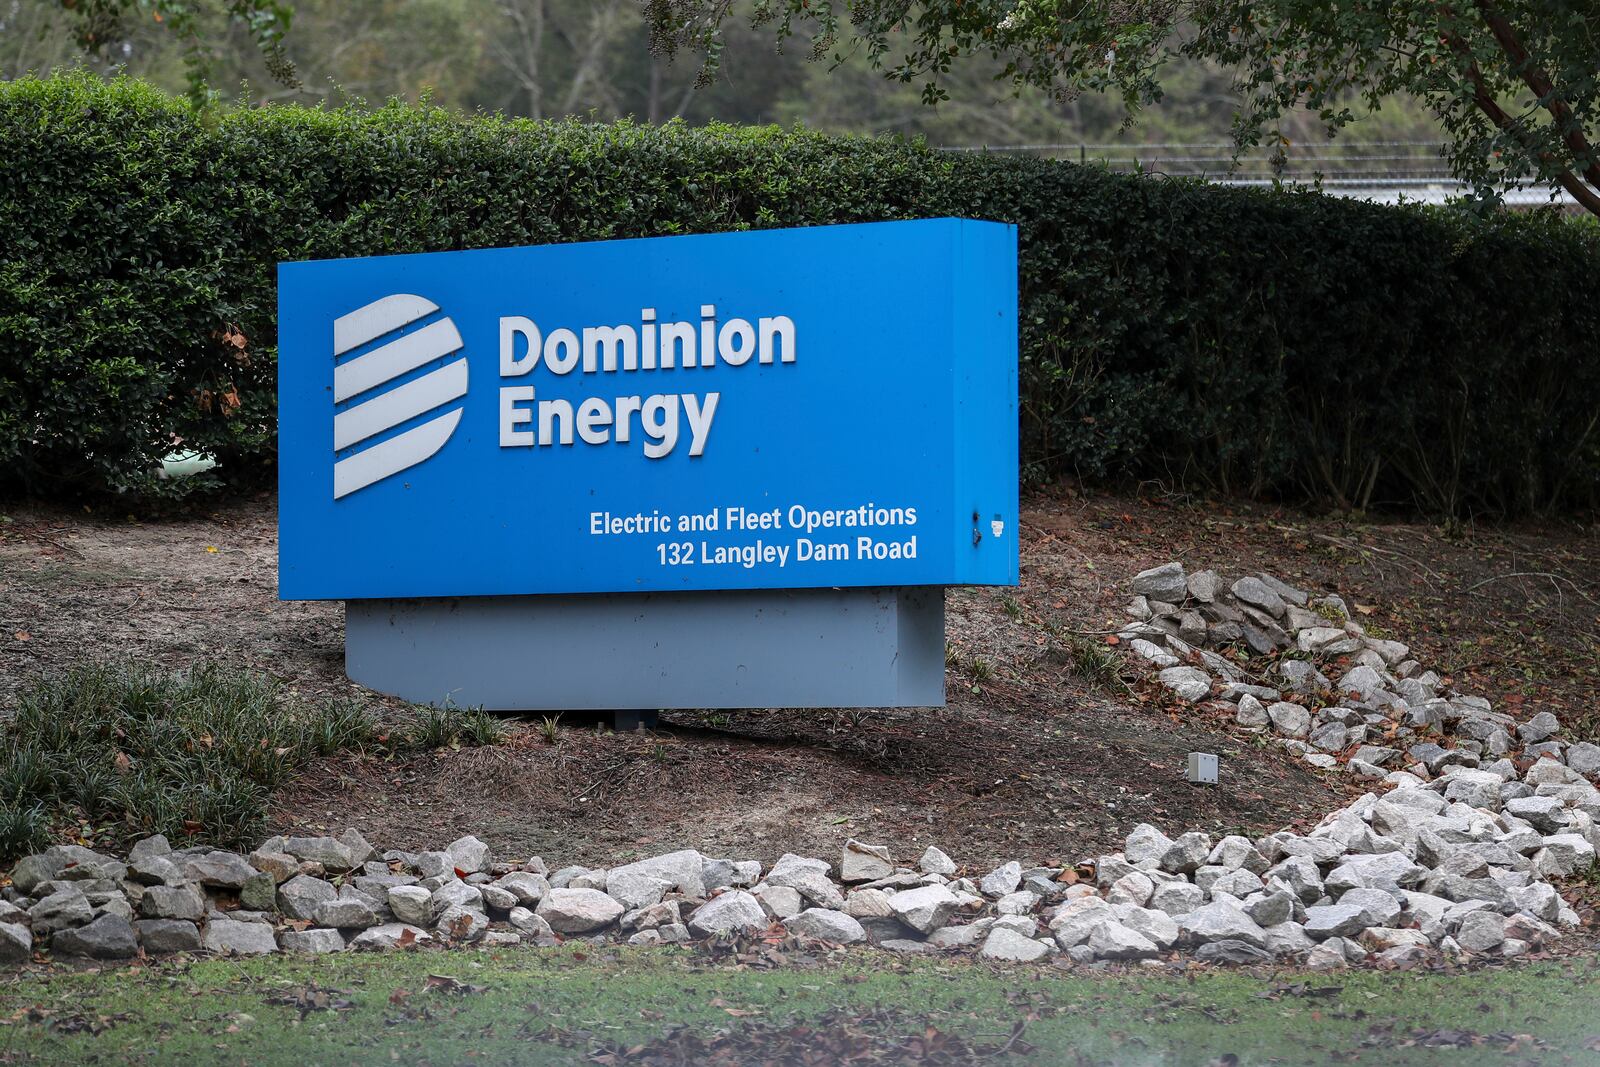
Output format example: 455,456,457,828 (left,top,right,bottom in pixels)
0,663,510,860
0,947,1597,1065
402,702,504,750
1063,633,1131,695
0,662,381,858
